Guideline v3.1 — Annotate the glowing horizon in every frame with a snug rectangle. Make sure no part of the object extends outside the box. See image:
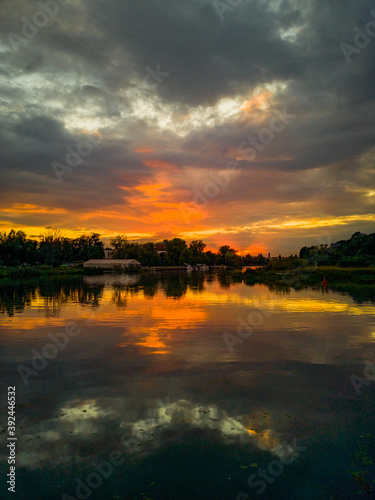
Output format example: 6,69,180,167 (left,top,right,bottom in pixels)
0,1,374,255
